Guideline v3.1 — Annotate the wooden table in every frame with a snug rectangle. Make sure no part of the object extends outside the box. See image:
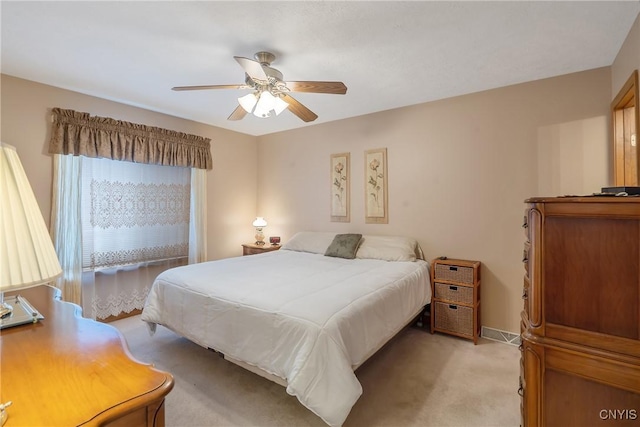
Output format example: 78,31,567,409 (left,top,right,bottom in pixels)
242,243,281,256
0,285,174,426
